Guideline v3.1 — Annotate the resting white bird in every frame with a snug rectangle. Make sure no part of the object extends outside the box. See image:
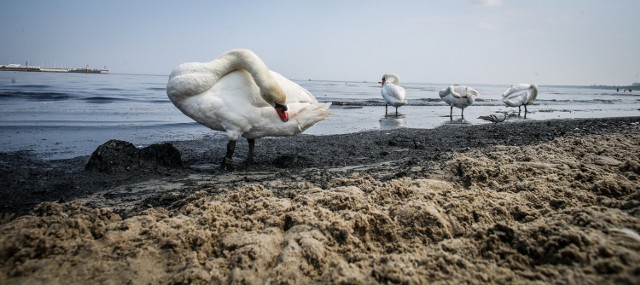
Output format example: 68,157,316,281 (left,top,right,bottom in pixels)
380,73,407,117
479,111,509,123
502,83,538,118
166,49,331,169
439,85,479,119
